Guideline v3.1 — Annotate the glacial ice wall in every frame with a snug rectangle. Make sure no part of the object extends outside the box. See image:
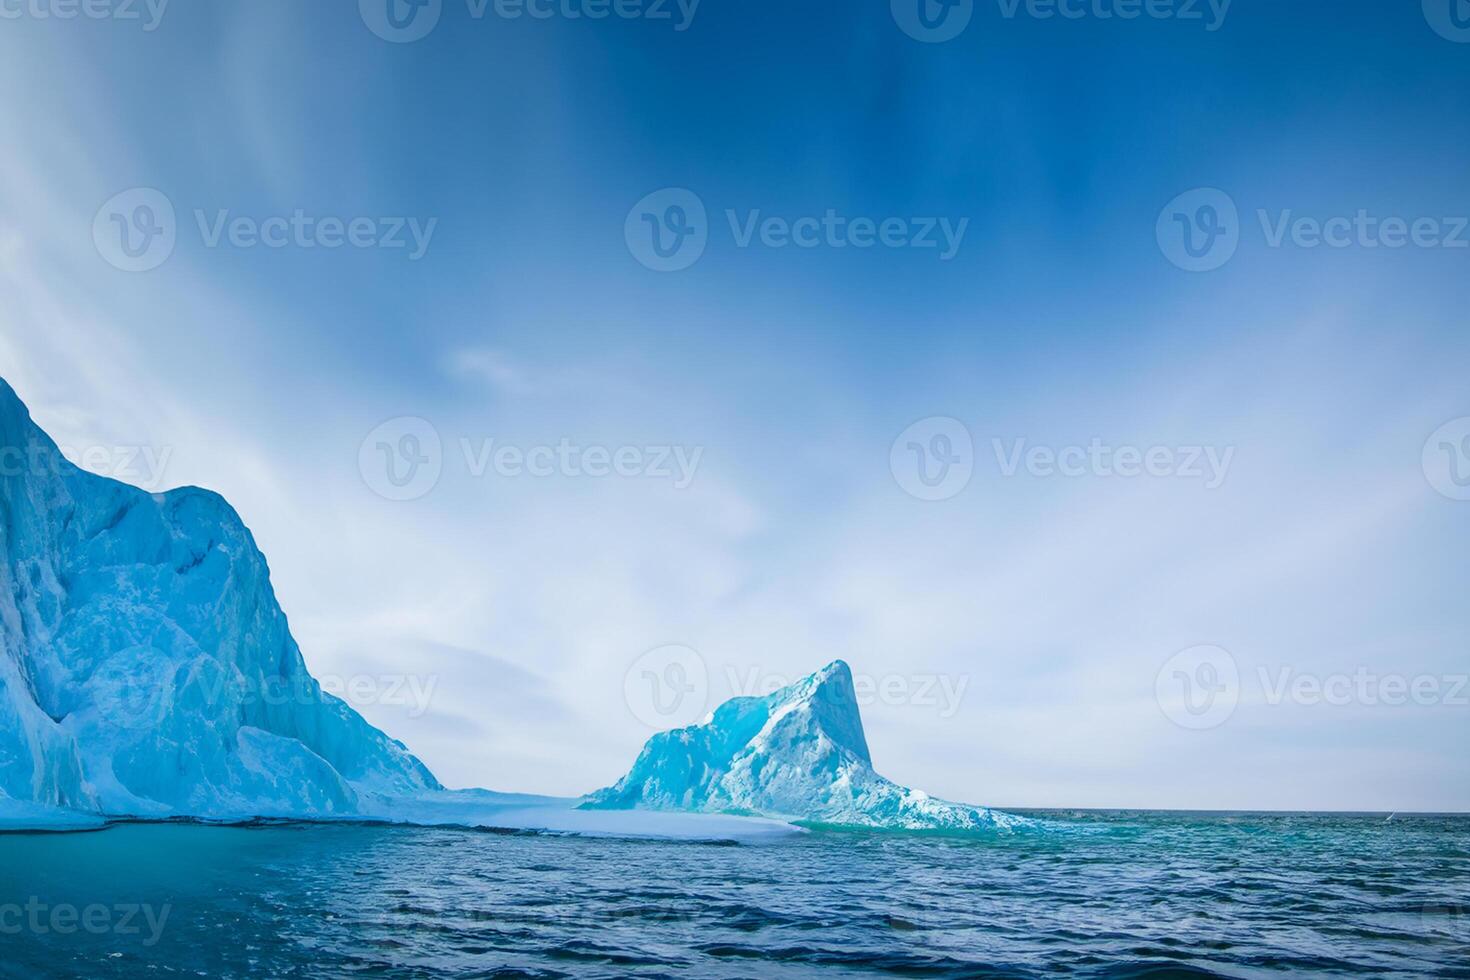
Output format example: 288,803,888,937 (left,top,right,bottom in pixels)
0,379,439,822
